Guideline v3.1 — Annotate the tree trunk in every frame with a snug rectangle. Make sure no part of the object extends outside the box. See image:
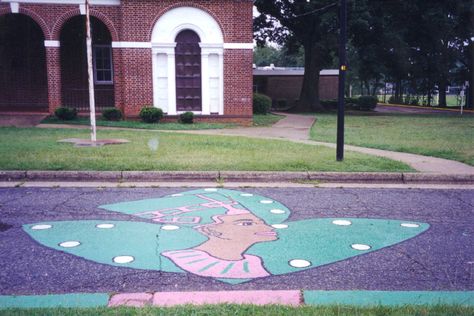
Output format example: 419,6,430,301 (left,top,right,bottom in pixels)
296,42,324,112
468,78,473,109
438,80,447,107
